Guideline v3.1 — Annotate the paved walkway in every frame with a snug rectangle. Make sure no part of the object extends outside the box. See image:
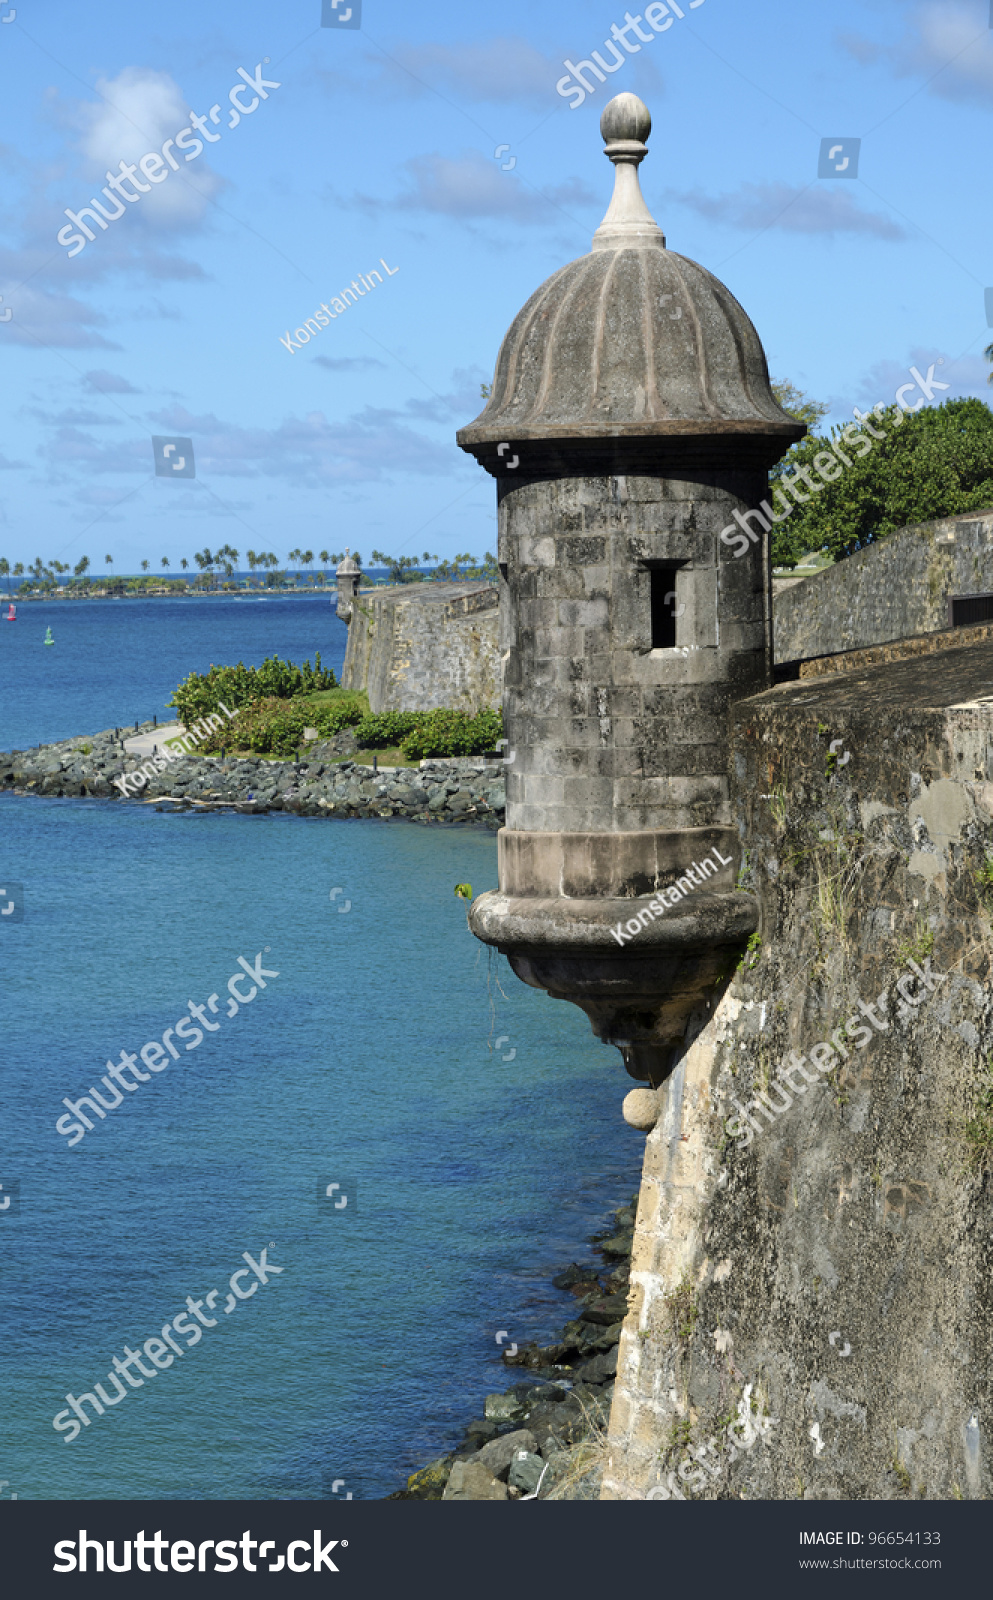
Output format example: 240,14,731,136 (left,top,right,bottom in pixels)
124,723,186,758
